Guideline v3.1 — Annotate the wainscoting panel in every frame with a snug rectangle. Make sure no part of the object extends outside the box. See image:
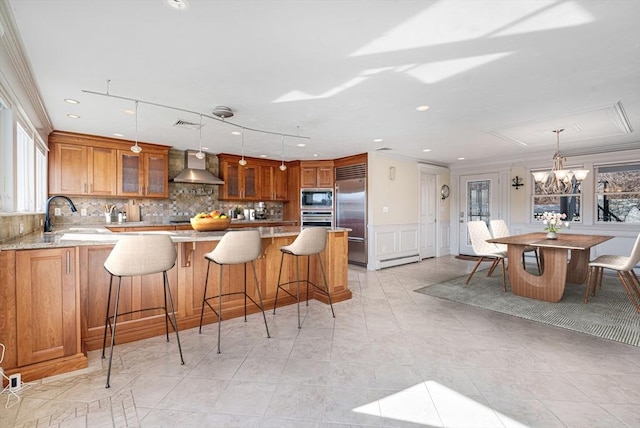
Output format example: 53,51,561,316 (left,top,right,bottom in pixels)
369,224,420,270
